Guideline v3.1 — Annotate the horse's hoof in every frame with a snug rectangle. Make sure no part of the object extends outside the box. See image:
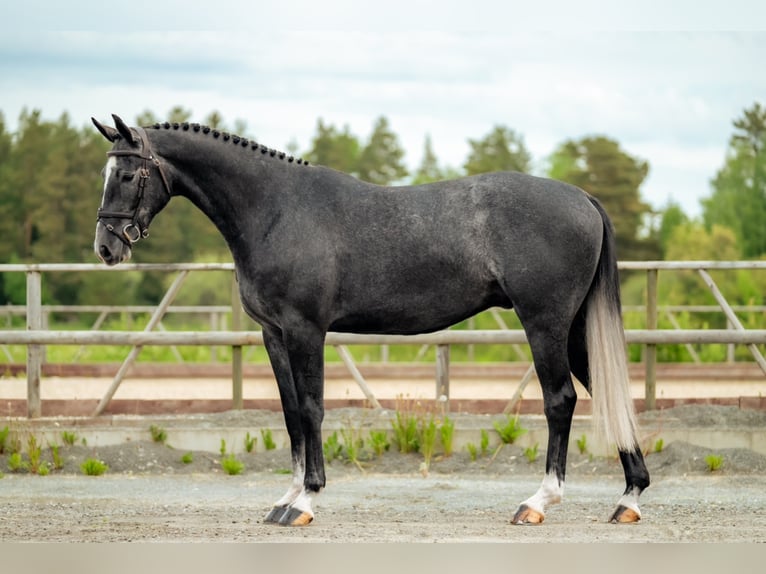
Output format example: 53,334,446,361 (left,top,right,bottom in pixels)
609,505,641,524
278,506,314,527
264,505,289,524
511,504,545,525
